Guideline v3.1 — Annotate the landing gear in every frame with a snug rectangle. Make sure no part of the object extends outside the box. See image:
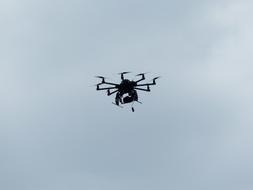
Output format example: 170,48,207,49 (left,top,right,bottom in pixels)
115,92,120,105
